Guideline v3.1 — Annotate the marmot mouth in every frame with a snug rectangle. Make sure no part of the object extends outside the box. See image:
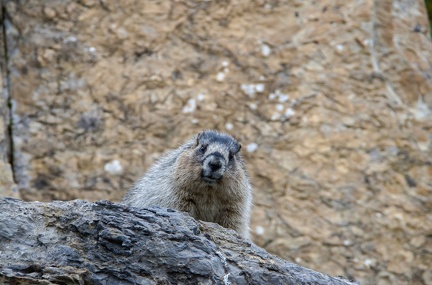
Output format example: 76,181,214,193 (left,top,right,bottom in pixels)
202,176,220,183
